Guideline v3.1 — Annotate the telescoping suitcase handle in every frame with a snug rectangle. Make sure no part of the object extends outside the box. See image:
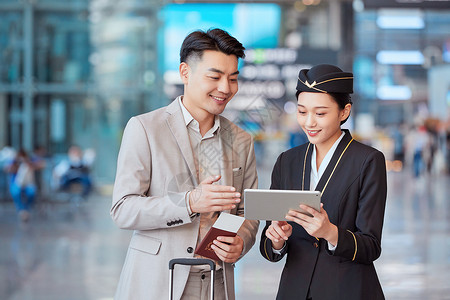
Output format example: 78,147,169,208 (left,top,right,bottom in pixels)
169,258,216,300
